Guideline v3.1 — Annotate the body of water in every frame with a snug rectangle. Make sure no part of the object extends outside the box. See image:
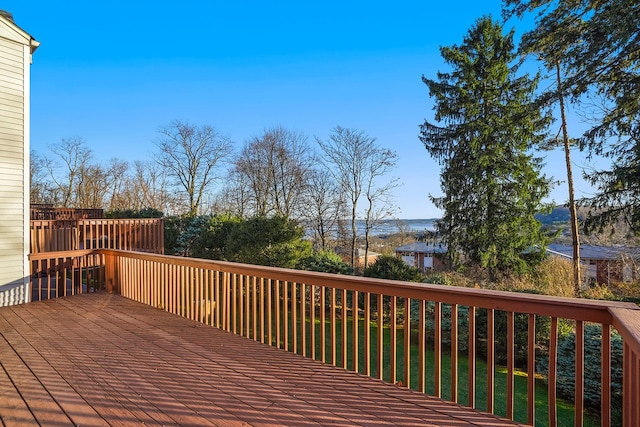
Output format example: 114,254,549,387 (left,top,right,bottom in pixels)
354,219,437,236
